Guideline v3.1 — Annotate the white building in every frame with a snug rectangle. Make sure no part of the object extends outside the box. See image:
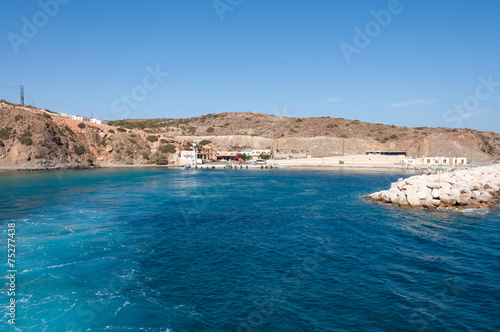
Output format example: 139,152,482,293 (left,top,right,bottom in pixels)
71,115,91,122
58,112,71,118
90,118,109,125
404,157,468,166
251,149,271,157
